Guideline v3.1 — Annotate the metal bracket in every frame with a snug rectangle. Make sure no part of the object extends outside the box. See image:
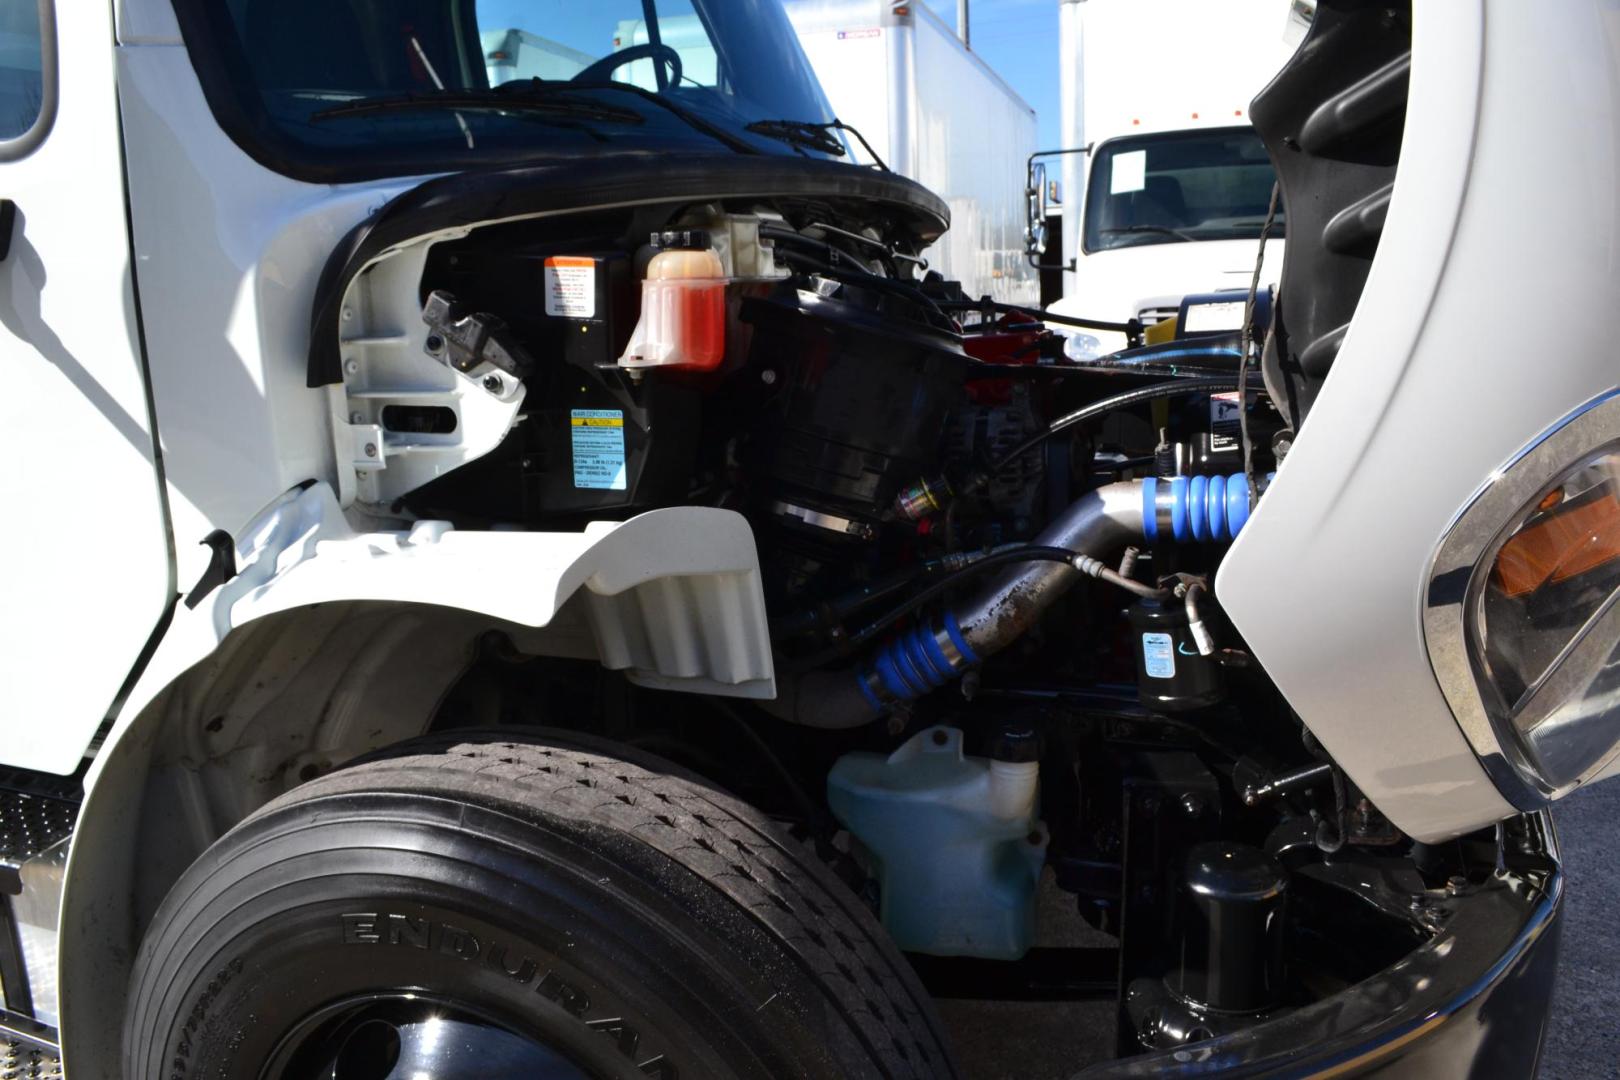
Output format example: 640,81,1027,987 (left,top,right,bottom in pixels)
421,289,535,388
